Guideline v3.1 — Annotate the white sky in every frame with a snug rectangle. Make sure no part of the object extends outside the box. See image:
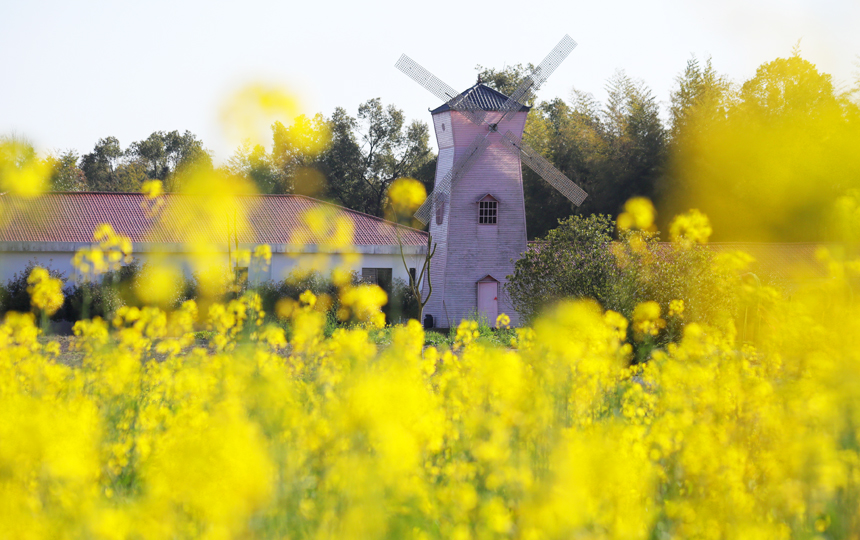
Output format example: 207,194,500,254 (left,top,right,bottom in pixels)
1,0,858,163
